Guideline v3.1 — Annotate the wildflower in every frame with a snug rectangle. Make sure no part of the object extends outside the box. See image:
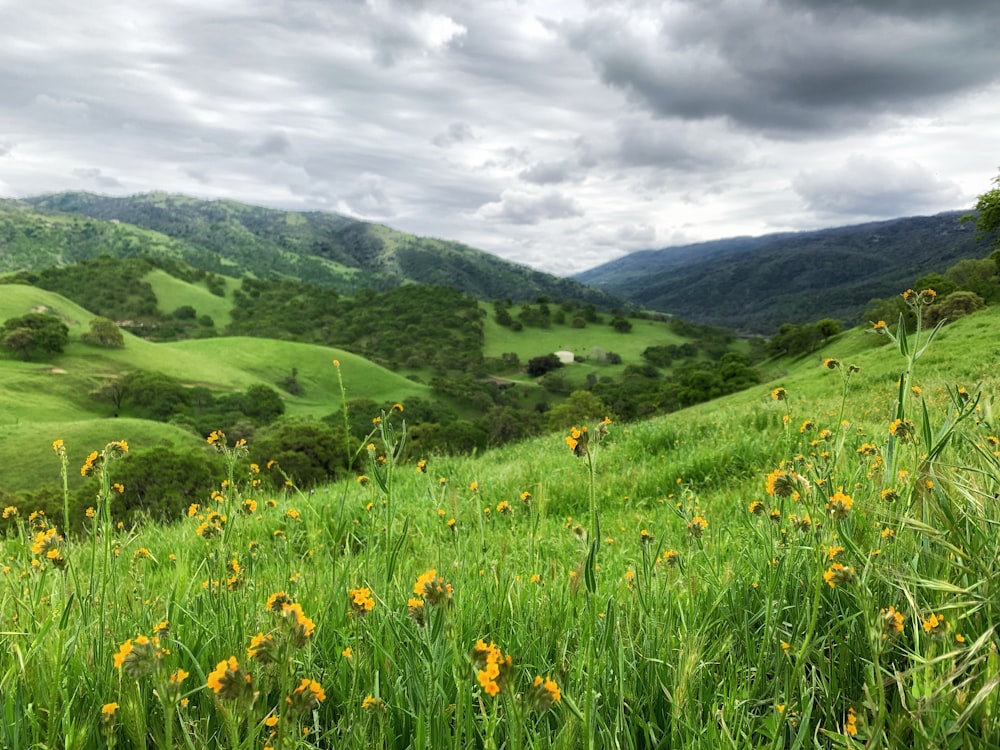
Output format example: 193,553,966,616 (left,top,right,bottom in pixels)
356,474,369,486
207,430,225,447
880,488,899,503
2,505,16,519
688,516,708,538
153,620,169,634
247,632,277,663
790,514,812,532
32,528,62,557
169,668,189,689
105,440,128,457
187,503,200,518
348,587,376,616
639,528,654,544
826,545,844,561
799,420,814,433
528,675,562,710
206,657,252,699
416,459,427,473
111,483,124,494
771,387,787,401
266,591,294,613
496,500,512,515
285,508,301,521
101,702,119,723
872,320,888,334
769,509,782,523
765,468,810,498
823,563,855,588
196,522,221,540
956,633,966,644
520,491,532,504
889,419,915,442
362,695,385,713
287,678,325,713
413,569,453,606
624,570,636,588
823,358,840,370
408,597,426,626
282,602,316,645
52,439,66,456
922,612,947,636
447,518,457,531
81,450,100,477
113,635,161,679
662,549,679,567
132,547,151,560
748,500,765,515
845,707,858,737
472,640,513,697
826,489,854,519
566,425,589,456
856,443,878,457
881,606,904,638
